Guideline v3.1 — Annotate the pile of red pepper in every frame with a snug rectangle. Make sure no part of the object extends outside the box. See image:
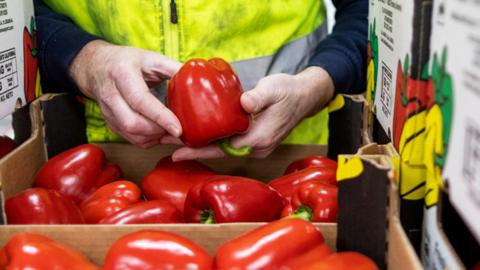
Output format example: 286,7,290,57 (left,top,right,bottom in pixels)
5,144,338,225
0,219,378,270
